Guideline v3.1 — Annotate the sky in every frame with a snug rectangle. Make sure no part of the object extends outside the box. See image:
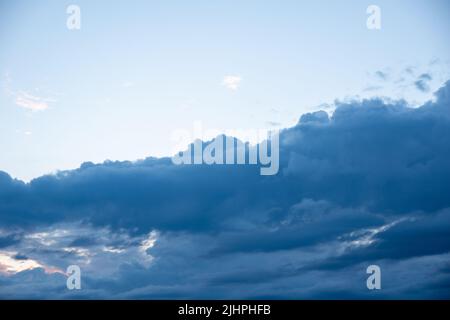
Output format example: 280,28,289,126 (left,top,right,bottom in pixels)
1,0,450,299
1,0,450,181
